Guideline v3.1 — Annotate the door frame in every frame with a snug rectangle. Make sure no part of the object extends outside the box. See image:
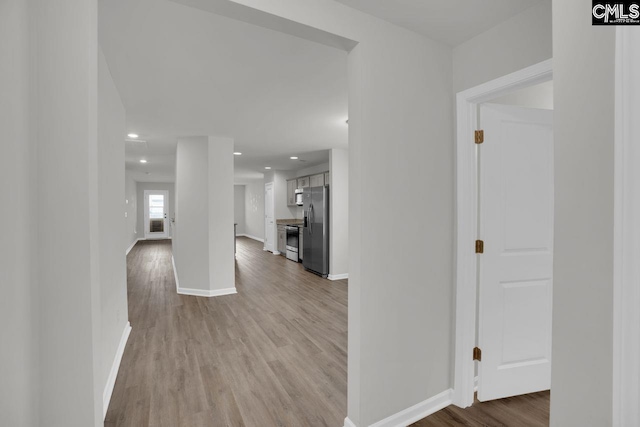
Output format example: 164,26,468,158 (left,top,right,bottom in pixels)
613,27,640,427
264,182,275,253
453,59,553,408
143,189,170,240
